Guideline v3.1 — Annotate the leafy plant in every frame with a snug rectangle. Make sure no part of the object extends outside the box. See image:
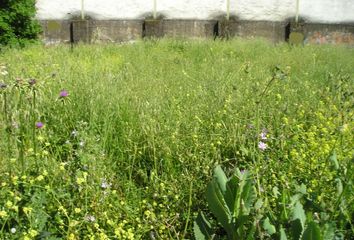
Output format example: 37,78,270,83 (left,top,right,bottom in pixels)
194,166,257,239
